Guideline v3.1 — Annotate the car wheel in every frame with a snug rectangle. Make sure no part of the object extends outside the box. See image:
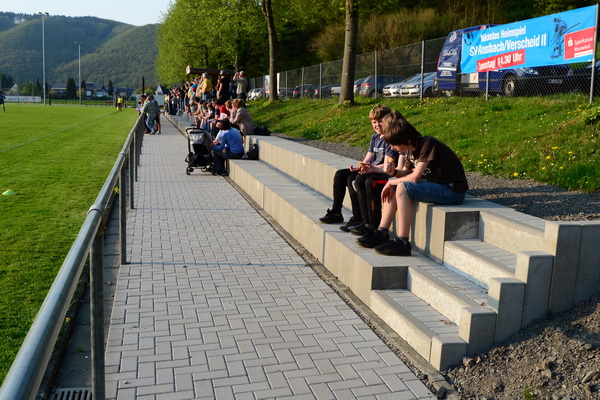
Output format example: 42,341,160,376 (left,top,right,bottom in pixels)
424,87,433,98
502,76,518,97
